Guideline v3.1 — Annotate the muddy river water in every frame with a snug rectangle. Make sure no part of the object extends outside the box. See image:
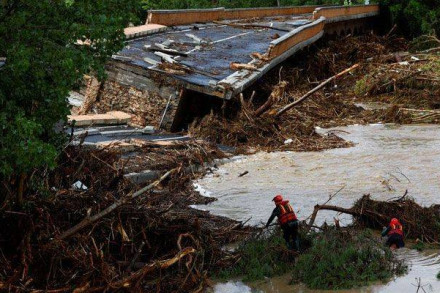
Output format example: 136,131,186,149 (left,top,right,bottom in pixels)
194,124,440,292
